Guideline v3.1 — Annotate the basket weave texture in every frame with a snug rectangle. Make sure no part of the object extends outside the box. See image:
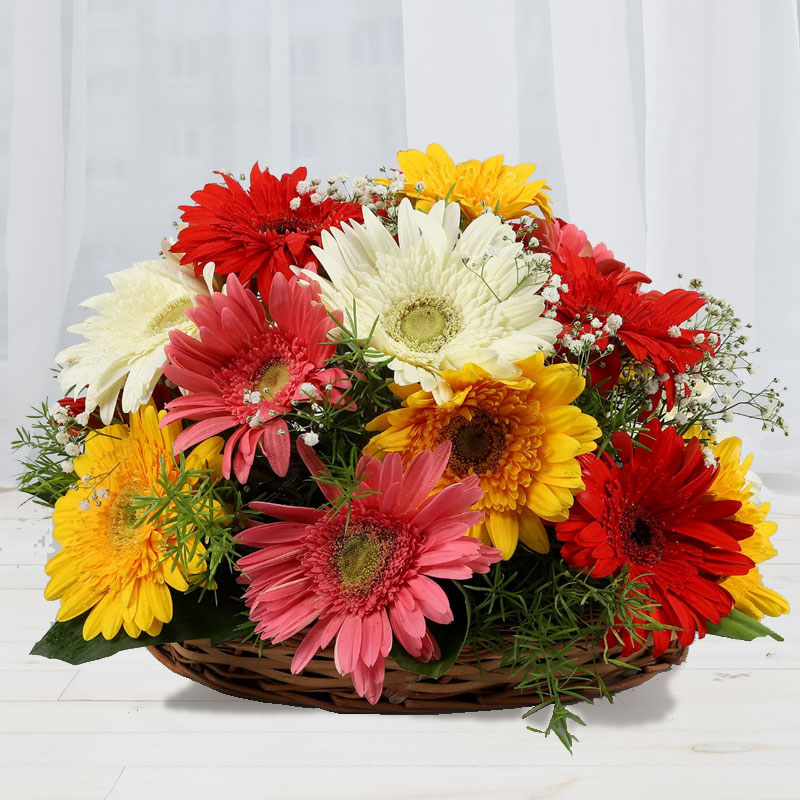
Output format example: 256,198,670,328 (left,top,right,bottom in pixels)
149,632,687,713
